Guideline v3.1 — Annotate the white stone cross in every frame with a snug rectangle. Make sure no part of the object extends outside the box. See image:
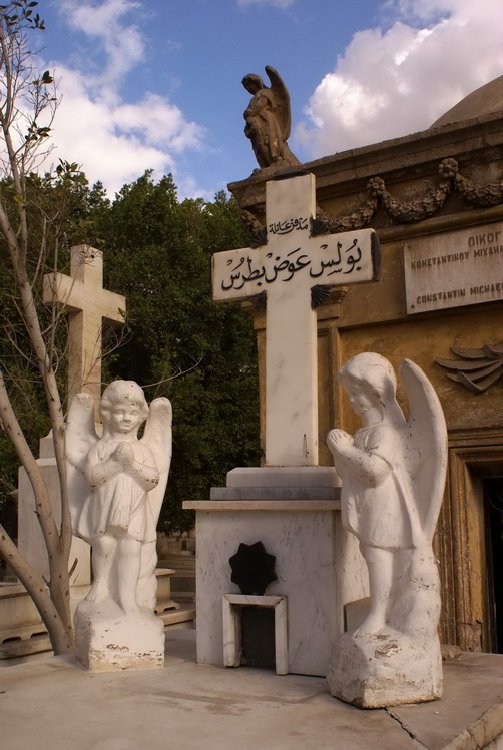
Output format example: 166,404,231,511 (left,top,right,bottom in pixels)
212,173,379,466
43,245,126,409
